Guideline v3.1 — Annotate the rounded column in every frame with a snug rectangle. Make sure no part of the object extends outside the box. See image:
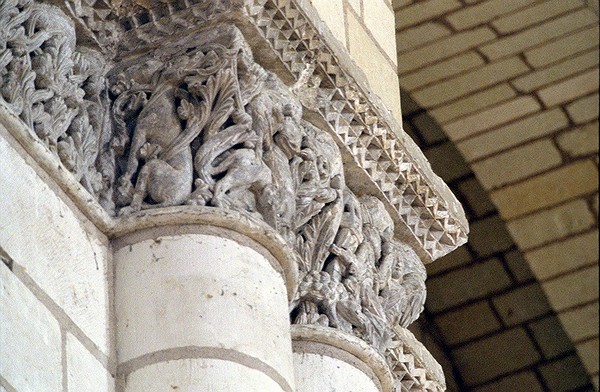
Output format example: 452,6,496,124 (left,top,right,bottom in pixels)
292,325,394,392
112,208,298,392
